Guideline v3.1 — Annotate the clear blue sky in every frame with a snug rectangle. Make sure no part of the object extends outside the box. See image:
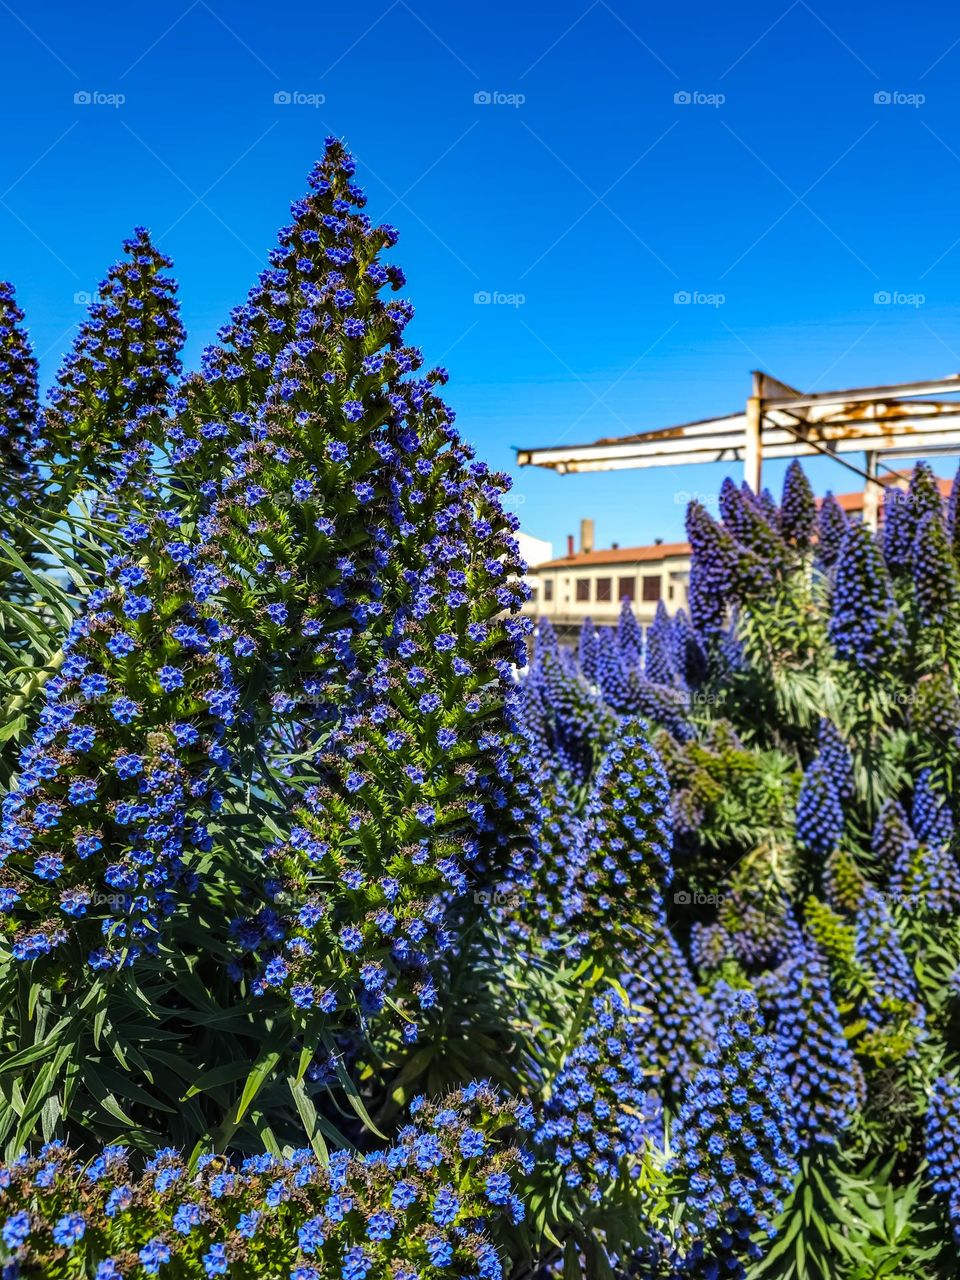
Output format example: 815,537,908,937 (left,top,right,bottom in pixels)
3,0,960,552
